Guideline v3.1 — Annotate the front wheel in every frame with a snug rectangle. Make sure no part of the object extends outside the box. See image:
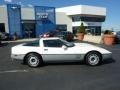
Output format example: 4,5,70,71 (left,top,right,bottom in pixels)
85,52,102,66
26,53,42,68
